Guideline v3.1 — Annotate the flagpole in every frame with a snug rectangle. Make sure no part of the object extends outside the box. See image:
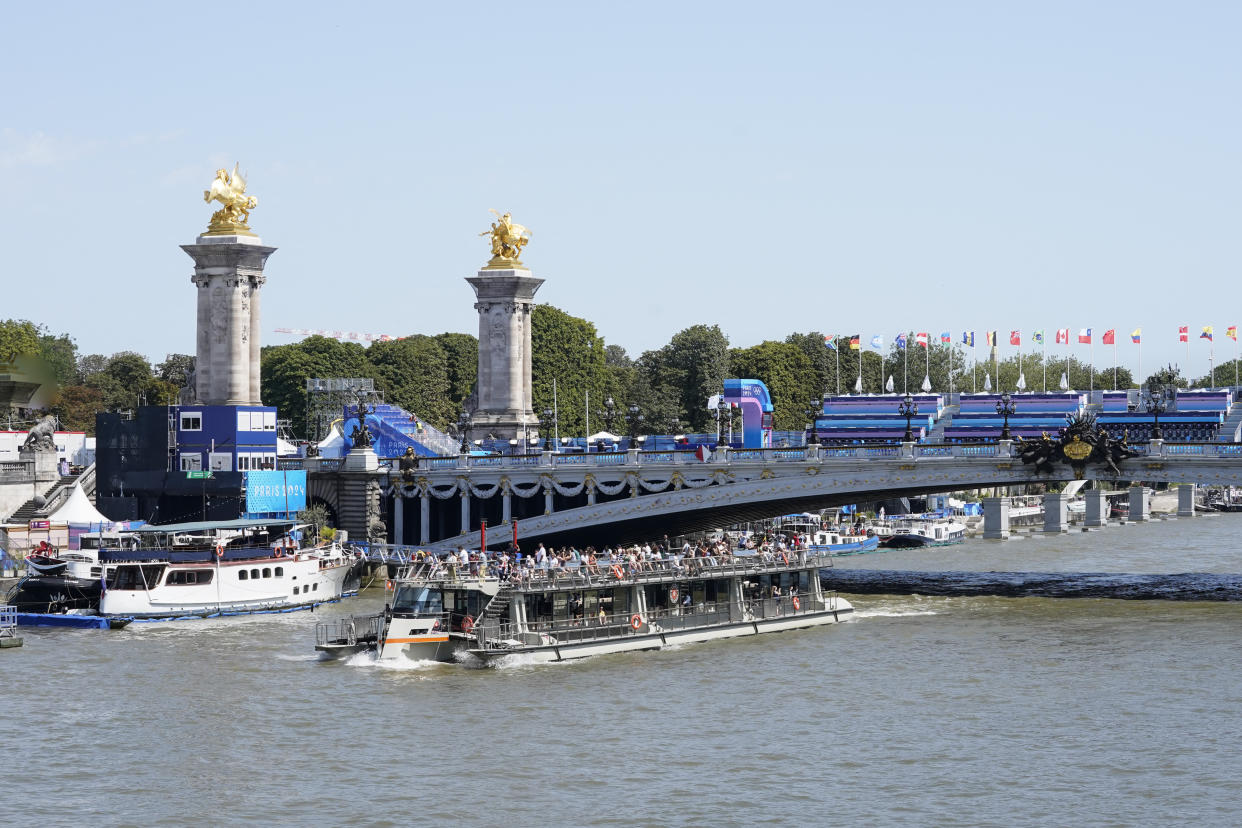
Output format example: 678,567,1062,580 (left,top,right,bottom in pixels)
972,340,976,393
1042,338,1047,393
948,341,954,397
1234,334,1238,389
1113,338,1117,391
924,339,930,391
857,341,862,395
1211,338,1215,389
1138,338,1142,388
835,342,840,397
903,336,908,394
